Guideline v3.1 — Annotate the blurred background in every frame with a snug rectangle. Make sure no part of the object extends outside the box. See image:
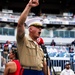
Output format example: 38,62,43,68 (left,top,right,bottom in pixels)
0,0,75,75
